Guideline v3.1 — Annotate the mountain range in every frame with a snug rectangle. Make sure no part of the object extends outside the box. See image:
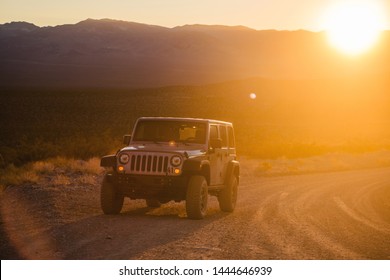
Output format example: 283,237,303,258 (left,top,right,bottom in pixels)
0,19,389,88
